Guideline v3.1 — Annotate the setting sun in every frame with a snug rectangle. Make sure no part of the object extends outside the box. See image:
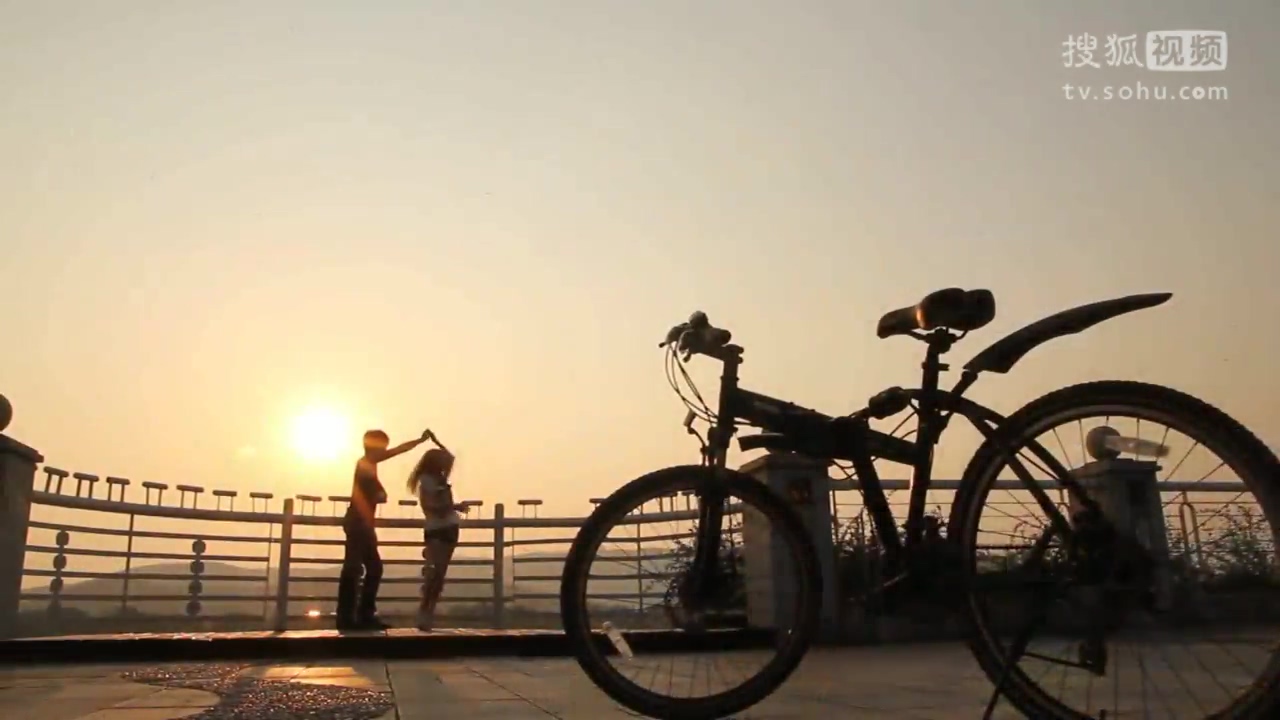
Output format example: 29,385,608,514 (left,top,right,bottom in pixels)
289,407,350,463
